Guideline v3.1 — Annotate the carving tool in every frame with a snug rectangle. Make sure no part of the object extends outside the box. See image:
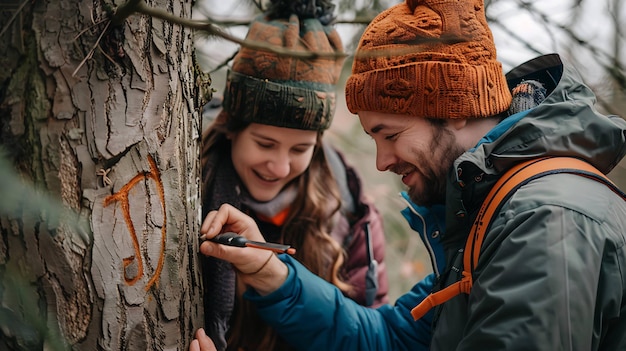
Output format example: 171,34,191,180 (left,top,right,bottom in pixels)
203,232,296,255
